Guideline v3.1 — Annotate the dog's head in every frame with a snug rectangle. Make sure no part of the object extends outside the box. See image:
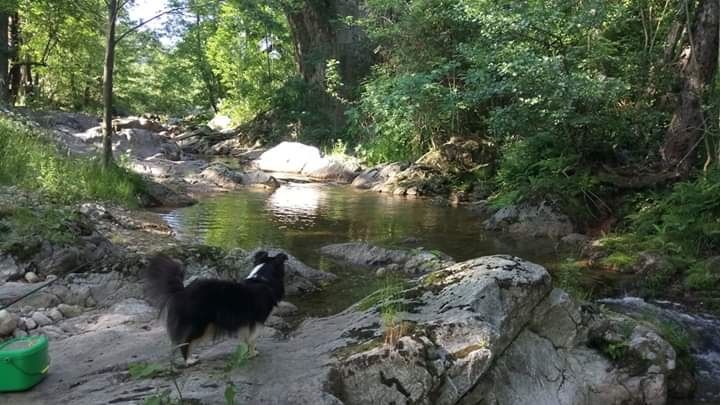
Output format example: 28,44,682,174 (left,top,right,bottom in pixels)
248,250,288,284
